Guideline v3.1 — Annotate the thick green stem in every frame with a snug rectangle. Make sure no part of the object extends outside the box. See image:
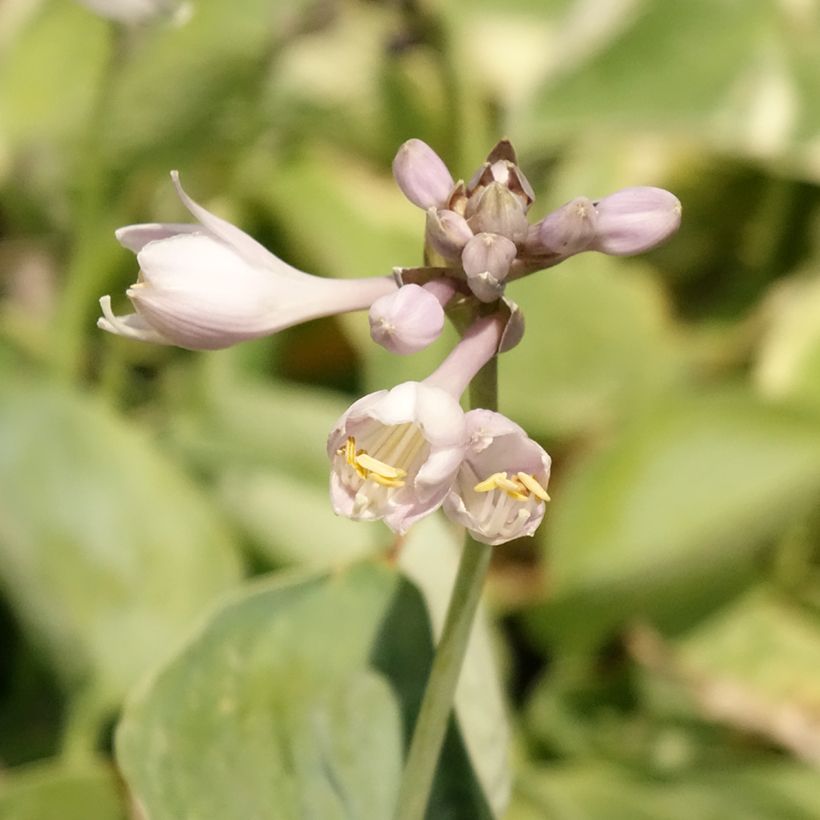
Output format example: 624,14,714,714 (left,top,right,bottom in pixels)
393,357,497,820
